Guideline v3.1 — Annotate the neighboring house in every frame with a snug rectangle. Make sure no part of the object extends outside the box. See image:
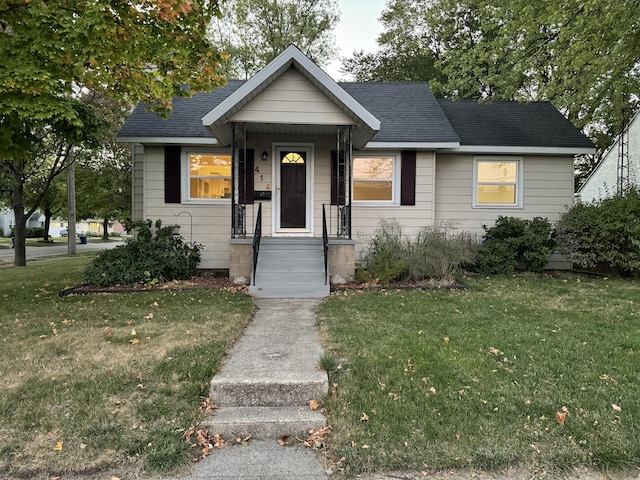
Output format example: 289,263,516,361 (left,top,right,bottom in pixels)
118,45,594,296
0,208,47,237
579,110,640,202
